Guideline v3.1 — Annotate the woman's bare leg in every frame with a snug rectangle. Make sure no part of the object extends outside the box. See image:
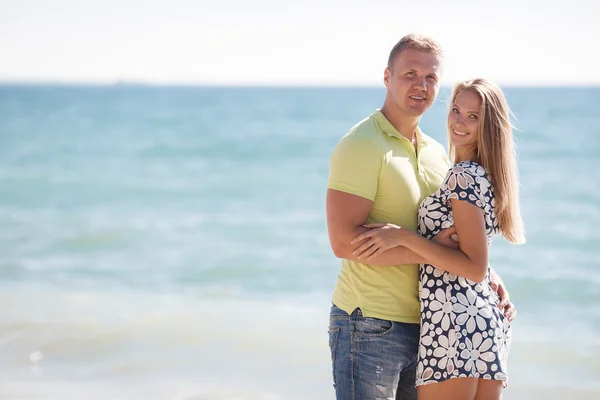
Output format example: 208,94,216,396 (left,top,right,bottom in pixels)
474,379,503,400
417,377,477,400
